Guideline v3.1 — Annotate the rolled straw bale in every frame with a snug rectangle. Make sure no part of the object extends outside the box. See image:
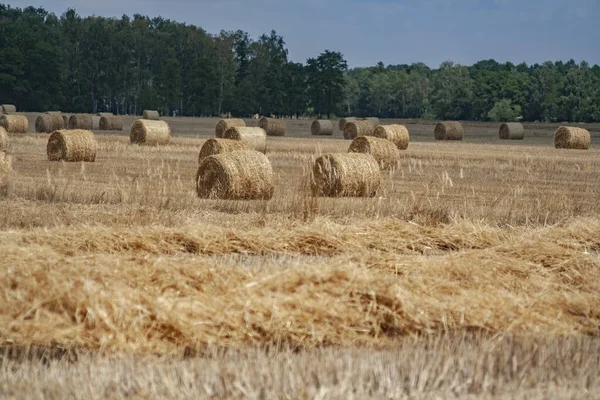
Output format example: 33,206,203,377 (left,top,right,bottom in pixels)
312,153,381,197
434,121,464,141
196,150,274,200
499,123,524,140
554,126,590,150
223,127,267,153
363,117,380,127
36,113,64,133
130,119,171,146
99,115,123,131
62,115,69,127
311,120,334,136
68,114,93,130
348,136,399,170
371,124,410,150
97,112,113,118
143,110,160,120
198,138,249,164
258,117,285,136
343,120,374,140
338,117,357,131
0,114,28,133
47,130,97,162
215,118,246,138
0,127,8,151
92,115,100,130
1,104,16,114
